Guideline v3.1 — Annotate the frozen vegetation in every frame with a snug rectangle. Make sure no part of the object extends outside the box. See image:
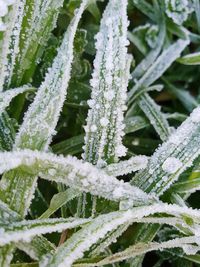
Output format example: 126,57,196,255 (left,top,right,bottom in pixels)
0,0,200,266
